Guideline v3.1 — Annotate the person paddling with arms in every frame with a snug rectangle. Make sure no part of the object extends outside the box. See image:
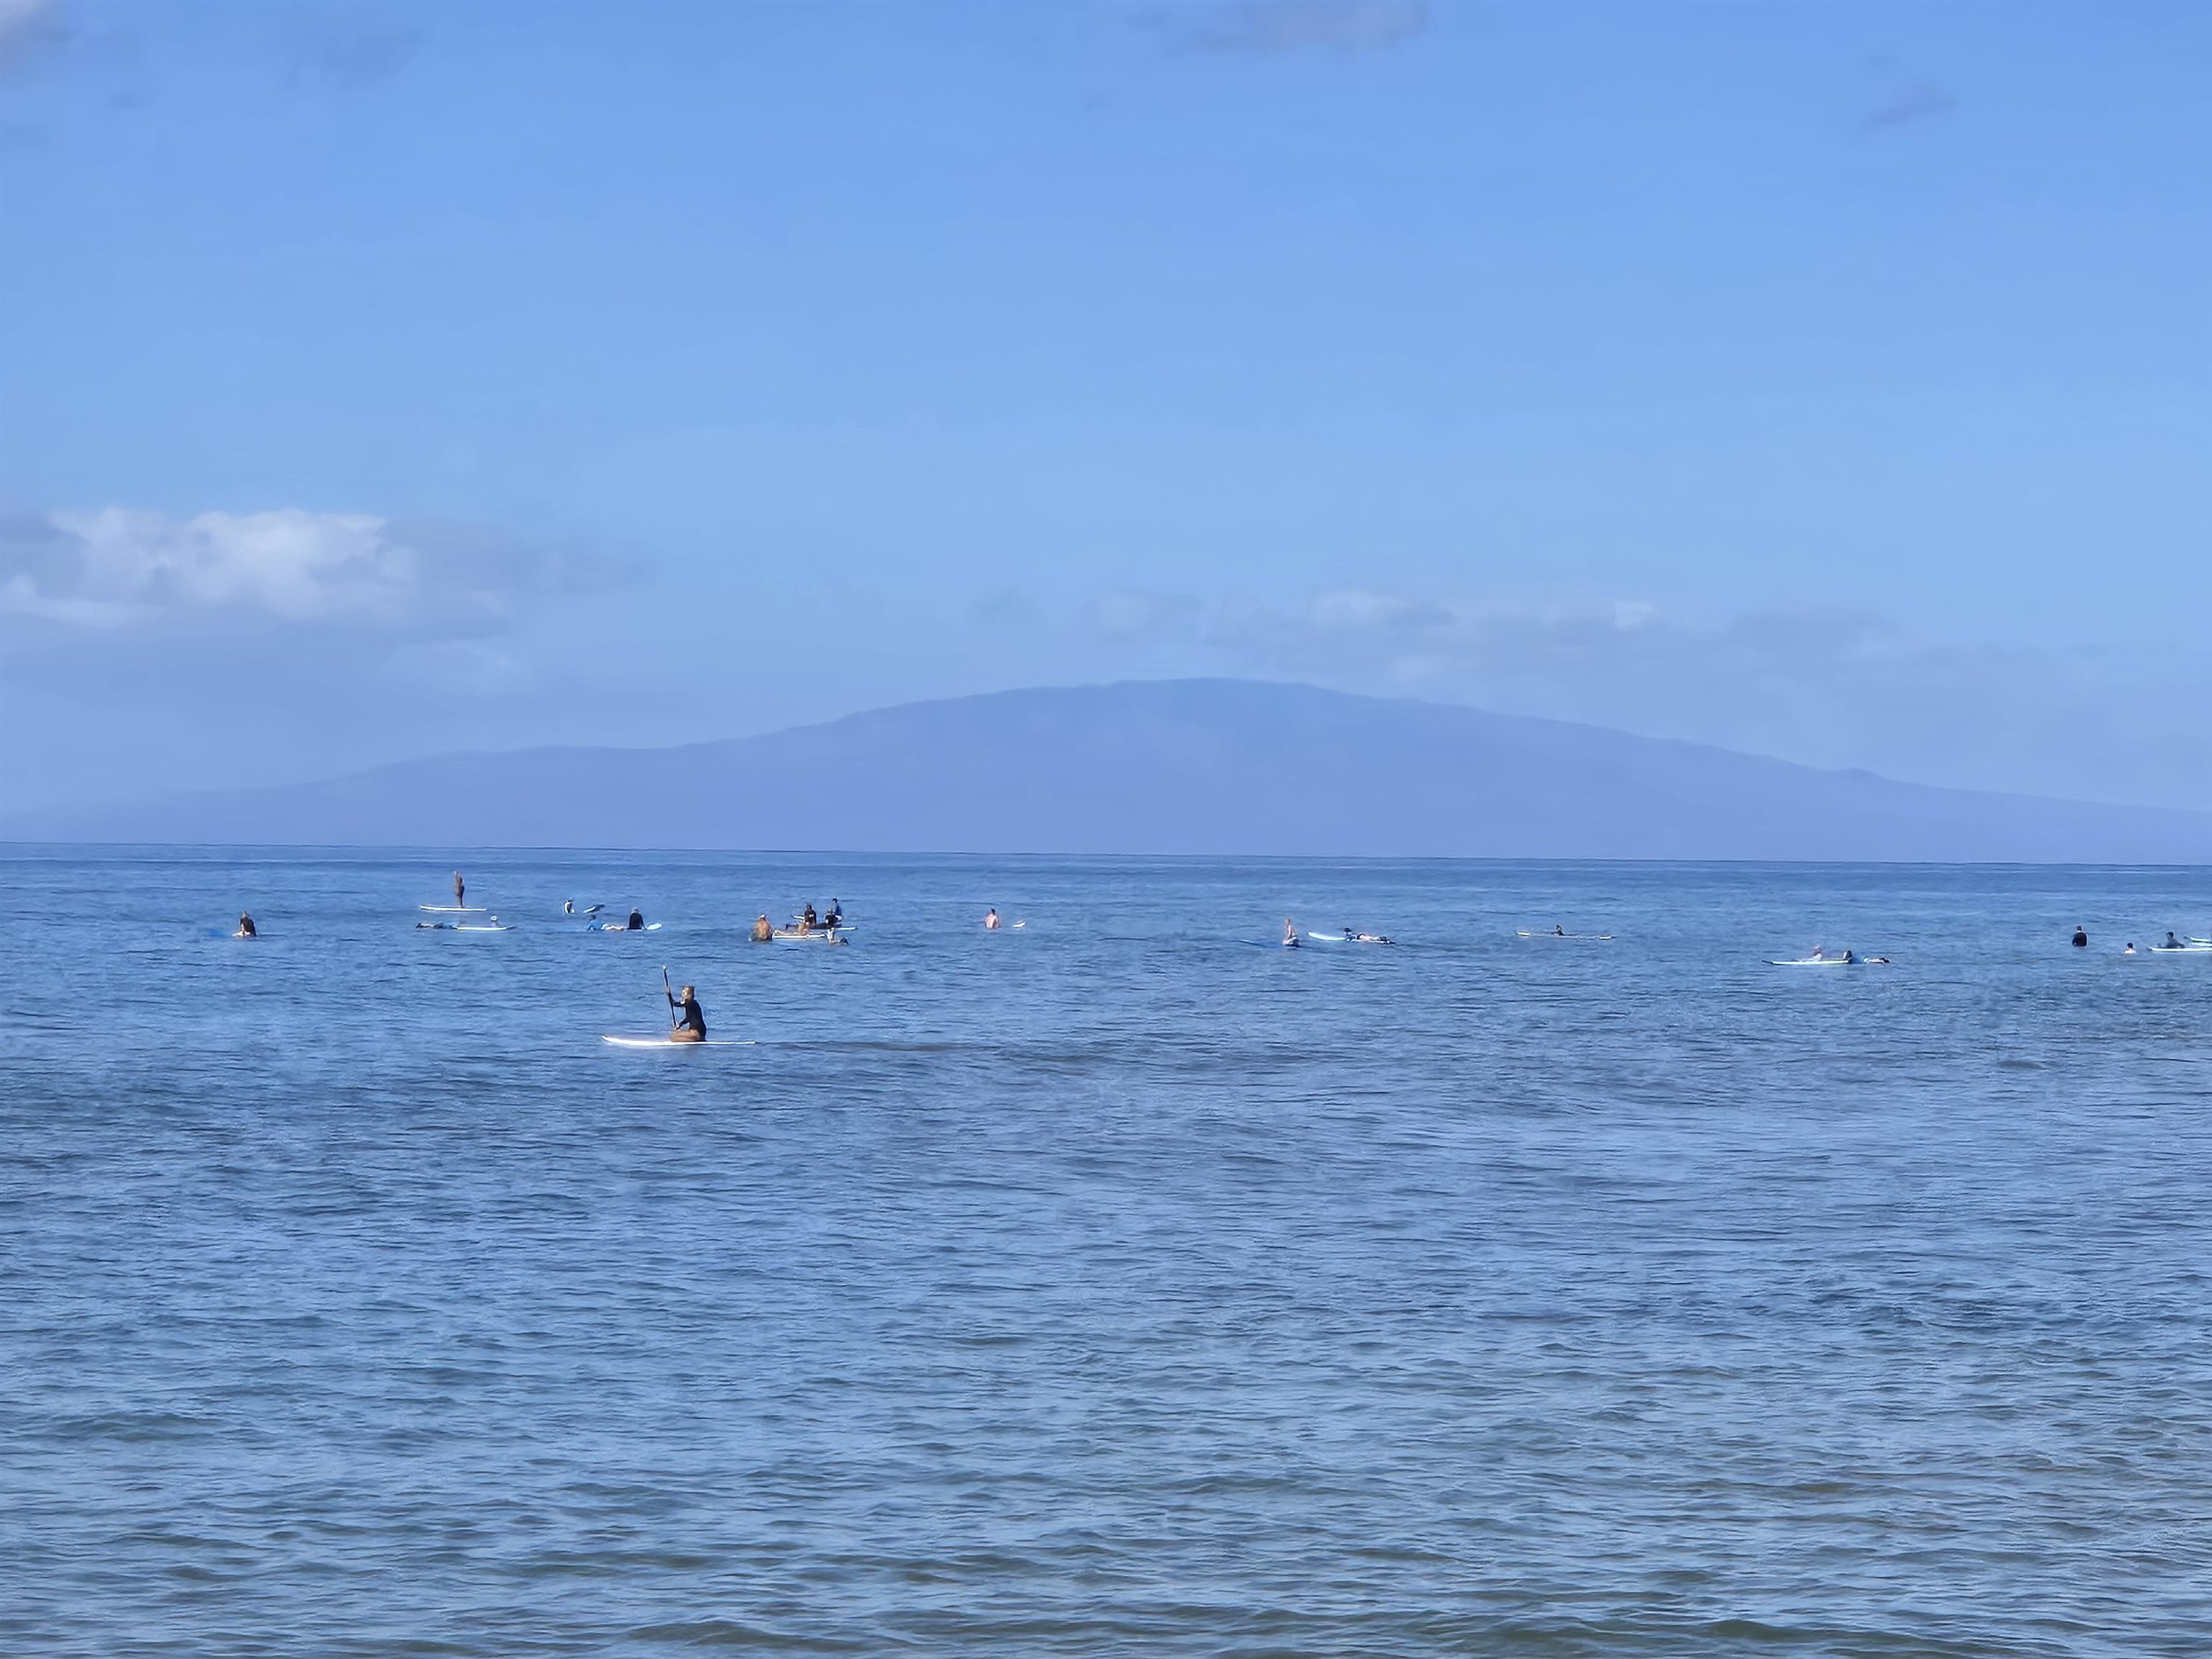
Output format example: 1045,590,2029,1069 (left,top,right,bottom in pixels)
664,970,707,1043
